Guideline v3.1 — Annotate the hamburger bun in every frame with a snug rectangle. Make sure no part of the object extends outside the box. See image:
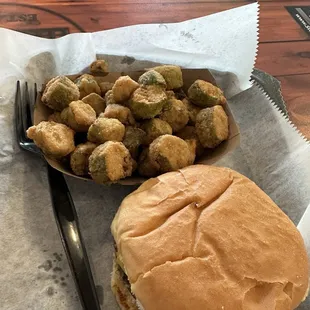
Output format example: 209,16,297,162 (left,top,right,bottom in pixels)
111,165,309,310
